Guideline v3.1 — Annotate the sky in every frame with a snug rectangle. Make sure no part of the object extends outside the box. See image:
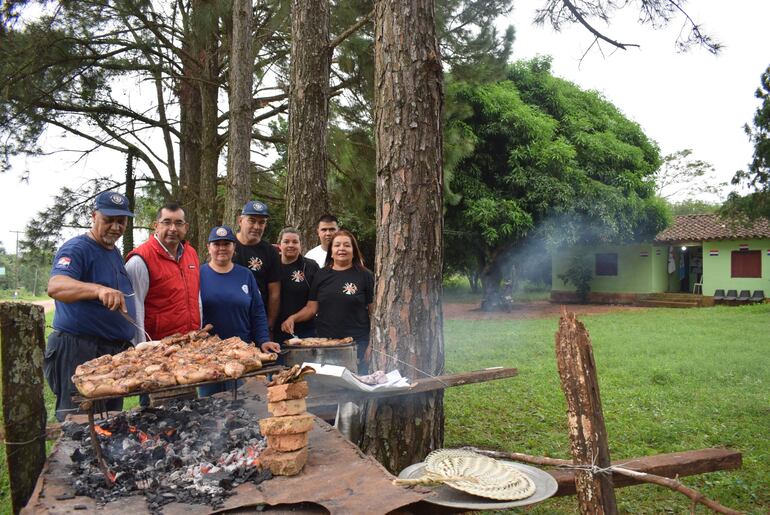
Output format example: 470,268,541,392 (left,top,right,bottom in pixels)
0,0,767,253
